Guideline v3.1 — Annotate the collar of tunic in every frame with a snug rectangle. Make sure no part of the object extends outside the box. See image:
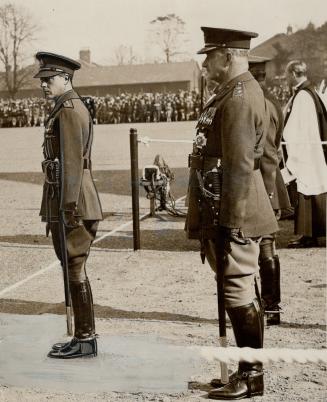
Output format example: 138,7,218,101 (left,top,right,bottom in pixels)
204,71,255,108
